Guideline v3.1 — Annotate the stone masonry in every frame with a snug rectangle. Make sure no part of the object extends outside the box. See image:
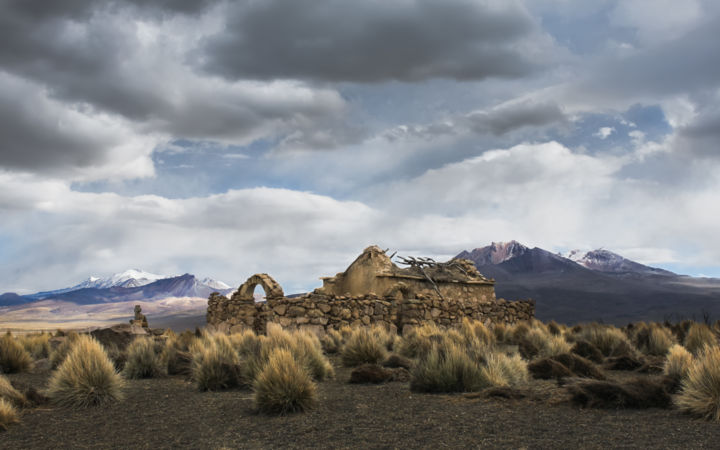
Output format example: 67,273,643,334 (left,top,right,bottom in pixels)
207,246,534,335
